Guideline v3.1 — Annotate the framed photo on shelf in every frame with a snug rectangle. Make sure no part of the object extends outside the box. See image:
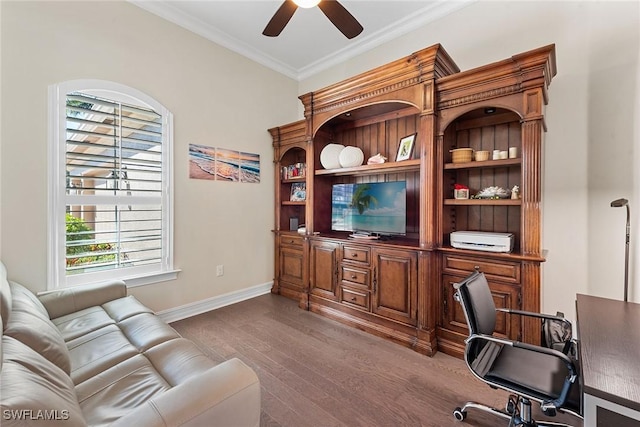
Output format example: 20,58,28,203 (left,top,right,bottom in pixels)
290,182,306,201
396,133,417,161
